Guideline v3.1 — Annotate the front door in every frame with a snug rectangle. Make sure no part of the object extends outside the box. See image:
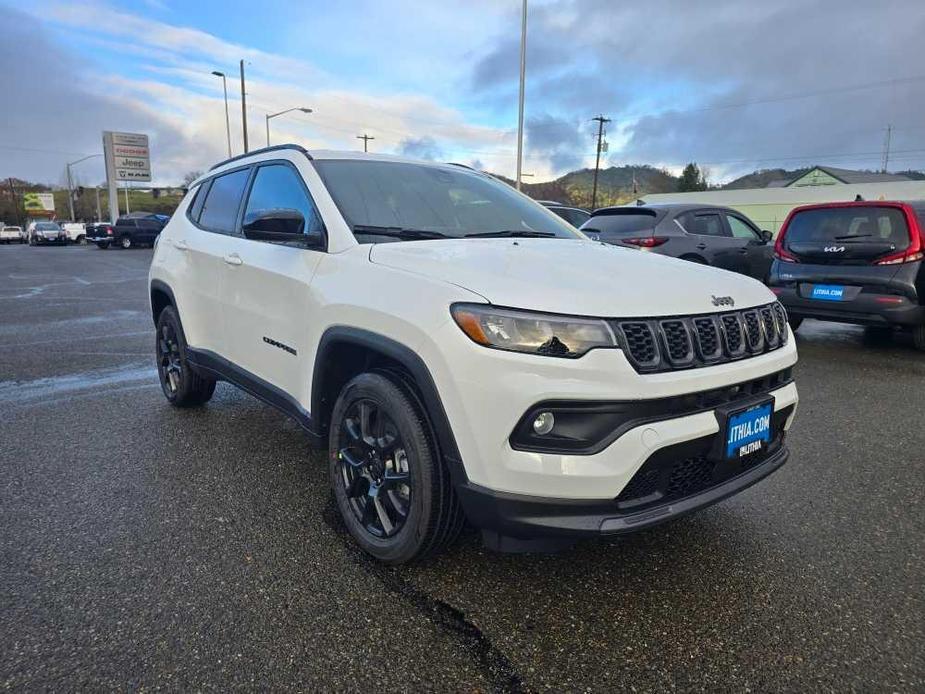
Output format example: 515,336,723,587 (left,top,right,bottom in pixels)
219,161,326,401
